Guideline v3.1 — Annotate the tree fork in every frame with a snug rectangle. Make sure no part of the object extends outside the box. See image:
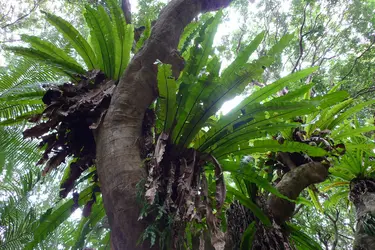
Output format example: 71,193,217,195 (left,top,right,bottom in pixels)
95,0,232,249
